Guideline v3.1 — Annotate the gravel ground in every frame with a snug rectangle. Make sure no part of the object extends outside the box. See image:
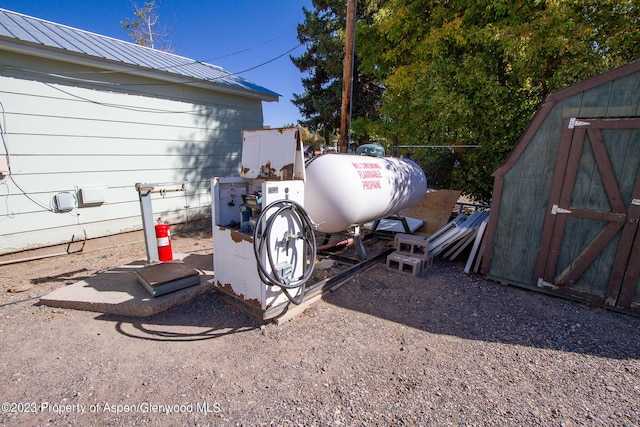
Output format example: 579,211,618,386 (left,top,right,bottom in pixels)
1,229,639,426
